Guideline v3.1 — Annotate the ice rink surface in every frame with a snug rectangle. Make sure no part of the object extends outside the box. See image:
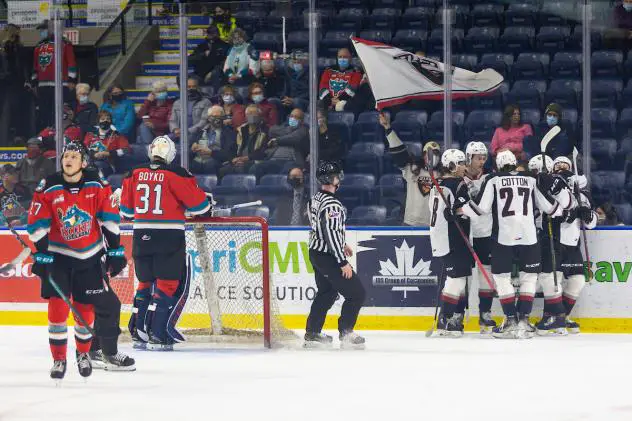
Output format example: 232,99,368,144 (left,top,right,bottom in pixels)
2,326,632,421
